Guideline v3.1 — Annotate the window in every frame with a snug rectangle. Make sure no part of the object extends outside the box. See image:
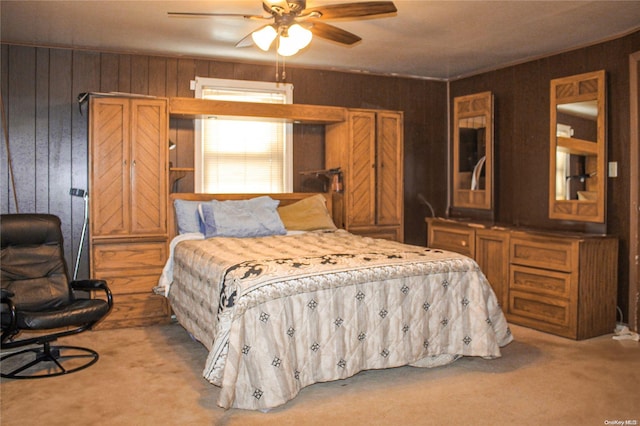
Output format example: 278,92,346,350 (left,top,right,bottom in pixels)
194,77,293,193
